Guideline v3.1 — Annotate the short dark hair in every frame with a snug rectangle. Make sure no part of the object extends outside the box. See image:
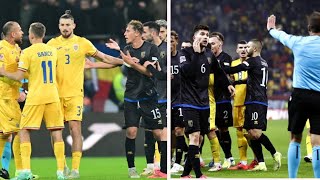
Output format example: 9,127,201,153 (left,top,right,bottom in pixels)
308,11,320,33
30,22,46,38
171,30,179,41
238,40,247,44
210,32,224,42
60,10,74,21
193,24,209,35
128,20,144,35
2,21,17,37
143,21,160,34
250,39,263,51
155,19,167,28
